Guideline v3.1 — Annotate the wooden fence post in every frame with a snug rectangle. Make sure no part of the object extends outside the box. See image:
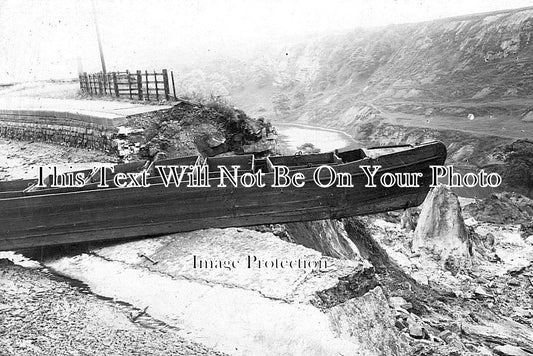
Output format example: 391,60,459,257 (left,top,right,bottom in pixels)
136,70,143,100
171,70,177,100
113,72,119,97
162,69,170,100
145,70,150,101
83,72,88,93
98,73,103,95
154,71,159,101
126,70,132,99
